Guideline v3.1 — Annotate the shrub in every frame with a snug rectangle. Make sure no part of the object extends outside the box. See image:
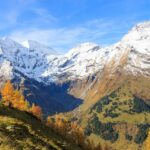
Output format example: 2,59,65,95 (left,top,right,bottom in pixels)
125,133,133,141
134,124,149,144
132,97,150,113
